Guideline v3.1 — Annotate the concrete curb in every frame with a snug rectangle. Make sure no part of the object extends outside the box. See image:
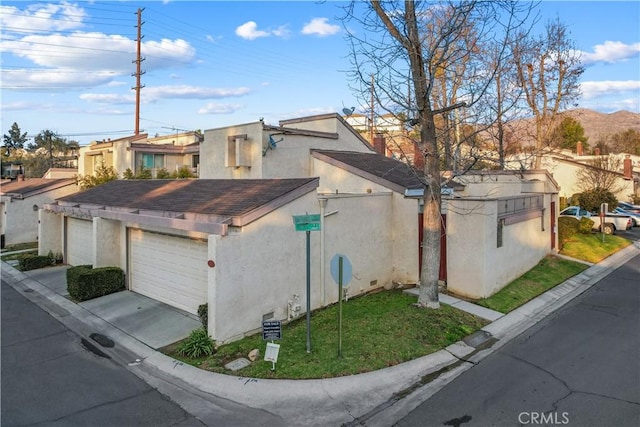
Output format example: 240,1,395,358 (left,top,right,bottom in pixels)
2,241,638,426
